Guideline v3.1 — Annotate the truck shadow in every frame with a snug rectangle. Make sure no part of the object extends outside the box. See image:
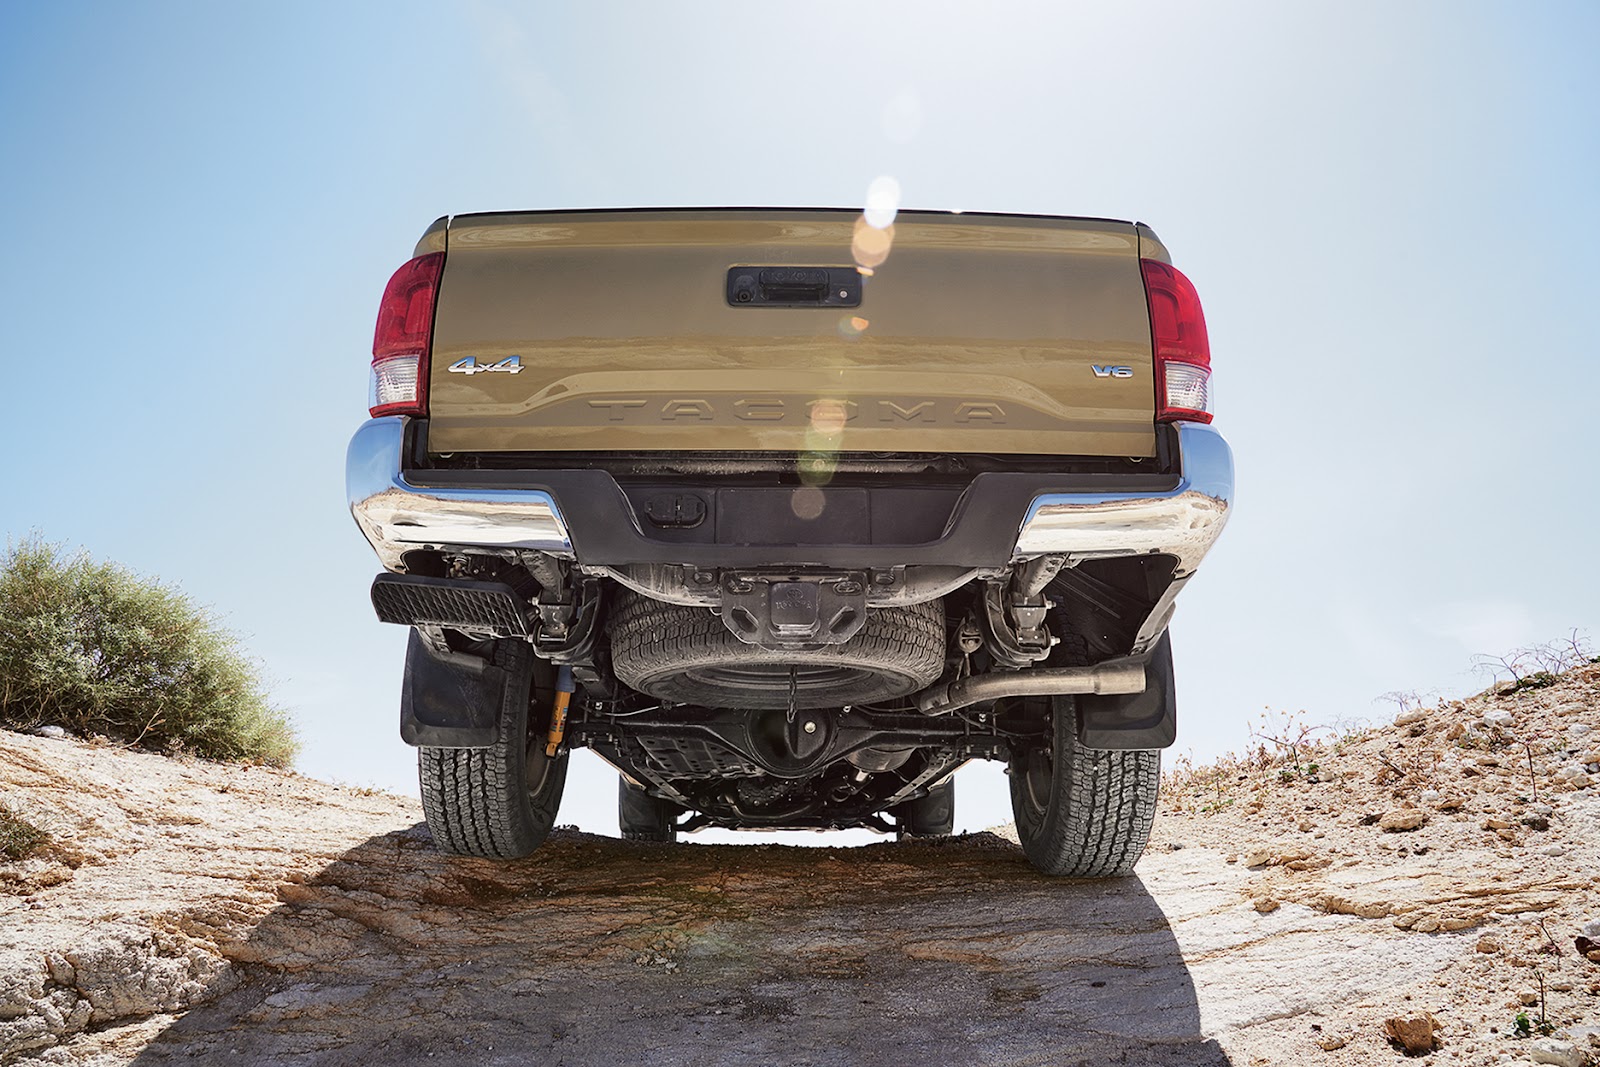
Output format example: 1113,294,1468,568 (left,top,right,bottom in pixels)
128,828,1233,1067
